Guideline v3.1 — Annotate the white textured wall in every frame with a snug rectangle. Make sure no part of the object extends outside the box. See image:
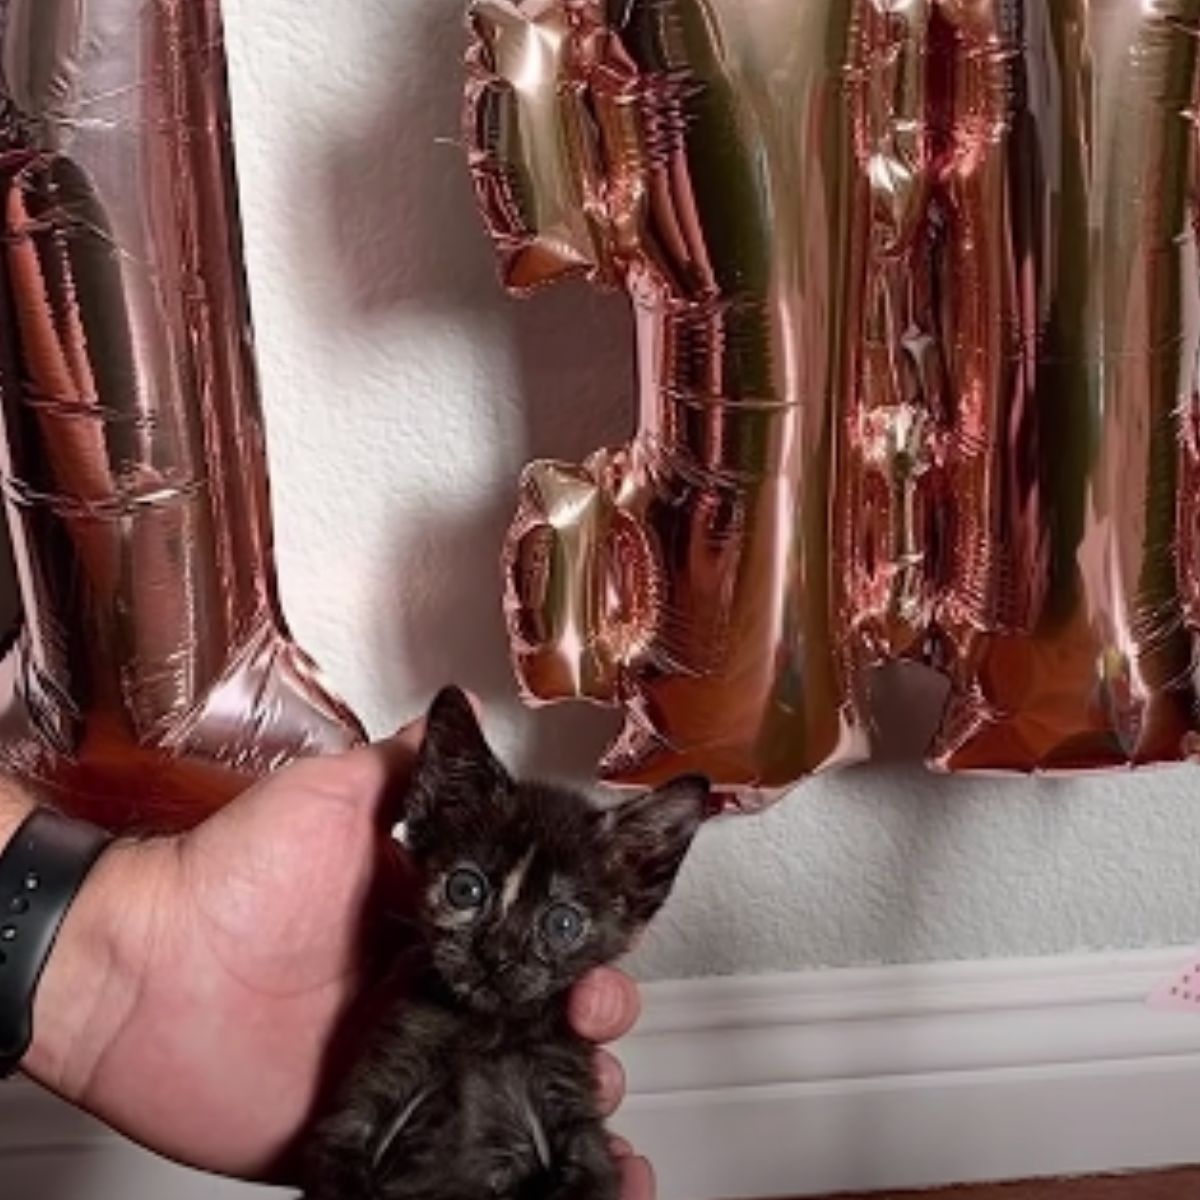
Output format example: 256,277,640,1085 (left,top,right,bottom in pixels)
223,0,1200,982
